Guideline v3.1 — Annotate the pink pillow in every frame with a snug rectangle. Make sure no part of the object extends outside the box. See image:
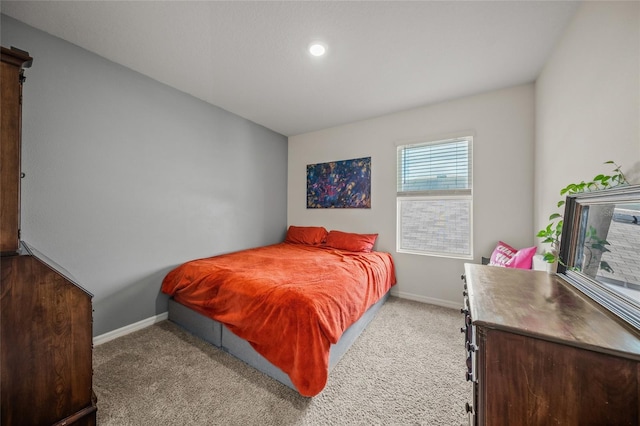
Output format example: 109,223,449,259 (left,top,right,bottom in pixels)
506,246,537,270
489,241,517,267
324,230,378,252
284,226,328,245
